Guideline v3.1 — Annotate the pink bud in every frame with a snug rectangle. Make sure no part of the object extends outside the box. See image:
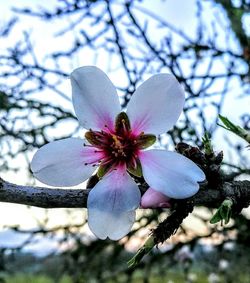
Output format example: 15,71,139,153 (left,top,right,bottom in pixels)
140,188,171,208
